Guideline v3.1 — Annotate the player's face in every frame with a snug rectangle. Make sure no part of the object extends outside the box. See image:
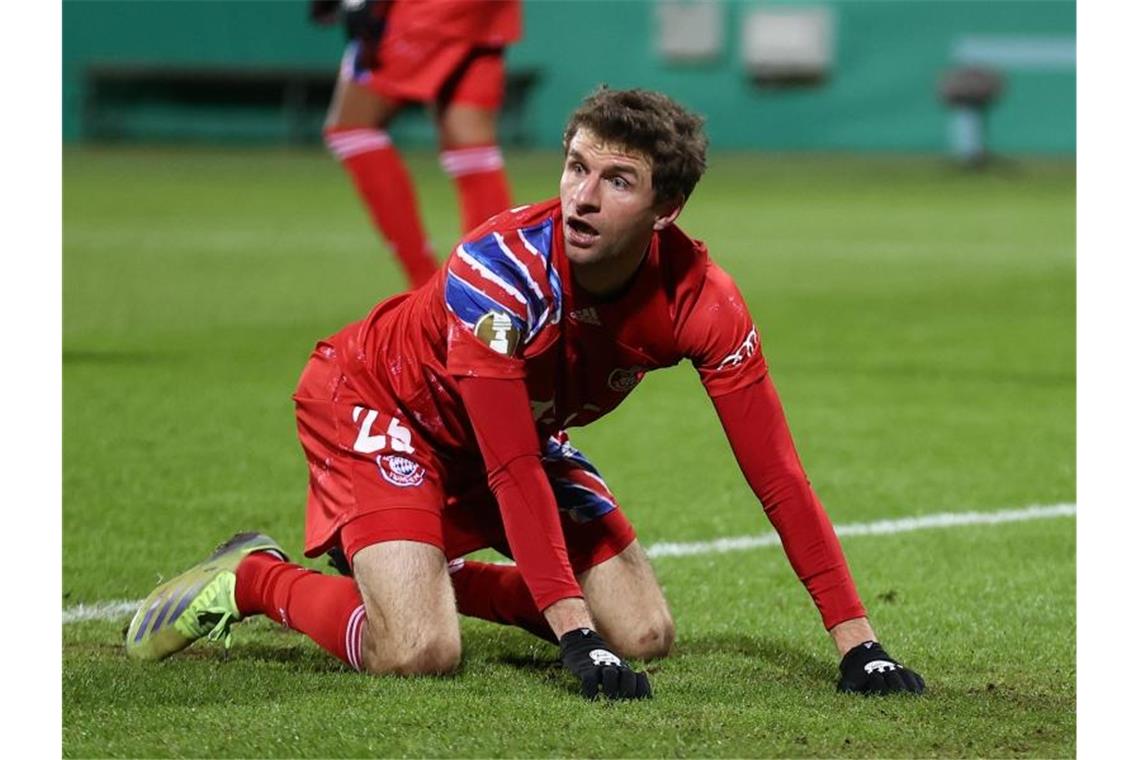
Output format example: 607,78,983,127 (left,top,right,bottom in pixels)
559,129,680,277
